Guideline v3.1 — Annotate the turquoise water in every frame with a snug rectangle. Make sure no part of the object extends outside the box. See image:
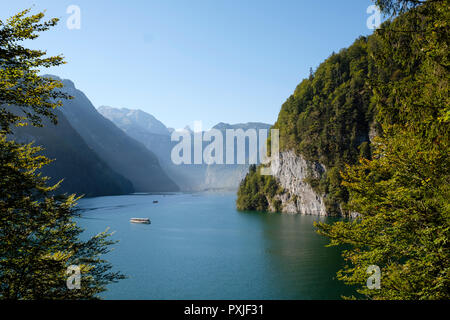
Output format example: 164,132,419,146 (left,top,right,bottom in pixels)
76,192,352,299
